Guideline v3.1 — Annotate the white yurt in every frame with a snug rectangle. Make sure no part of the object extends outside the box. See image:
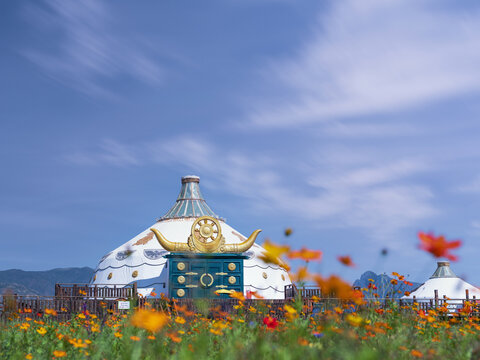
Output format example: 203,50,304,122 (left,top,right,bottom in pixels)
91,175,291,299
402,261,480,302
